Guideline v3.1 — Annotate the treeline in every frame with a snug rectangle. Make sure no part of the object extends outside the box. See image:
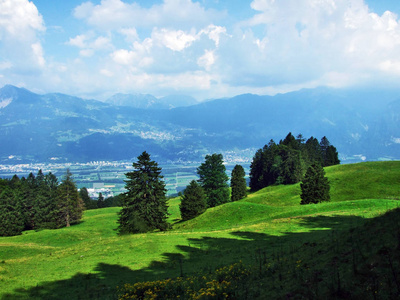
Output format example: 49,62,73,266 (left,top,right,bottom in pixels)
79,188,123,210
0,170,84,236
250,133,339,191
